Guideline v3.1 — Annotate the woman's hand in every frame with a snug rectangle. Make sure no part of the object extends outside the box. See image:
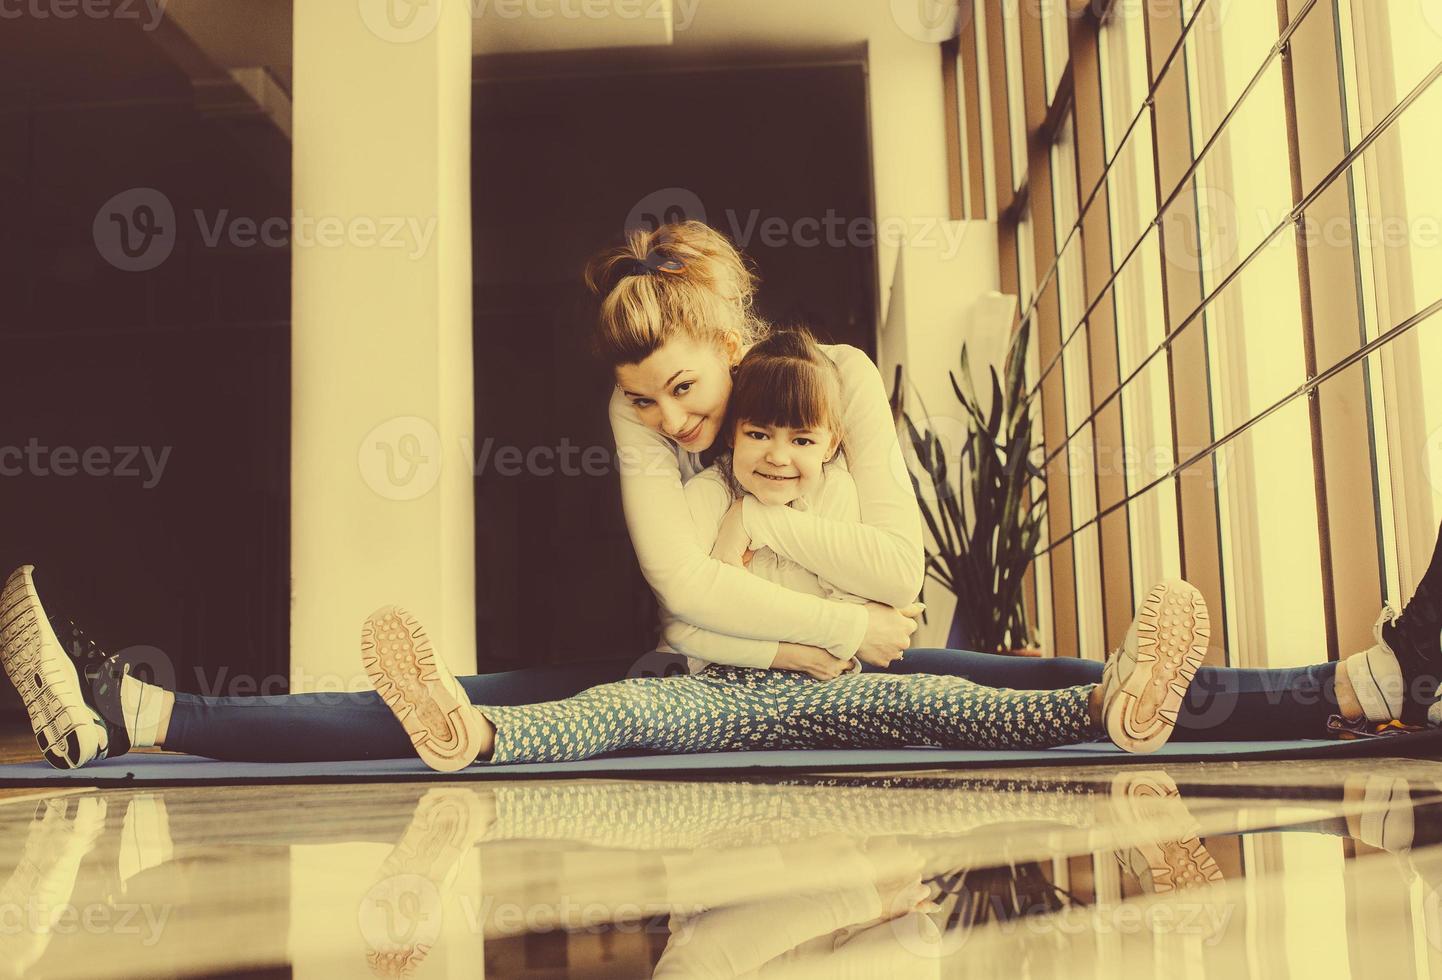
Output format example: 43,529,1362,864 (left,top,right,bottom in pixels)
771,642,850,681
855,602,923,668
711,499,755,567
